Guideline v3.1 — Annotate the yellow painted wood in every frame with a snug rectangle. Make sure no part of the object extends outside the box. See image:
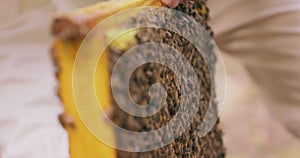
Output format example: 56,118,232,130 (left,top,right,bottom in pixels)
53,38,116,158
